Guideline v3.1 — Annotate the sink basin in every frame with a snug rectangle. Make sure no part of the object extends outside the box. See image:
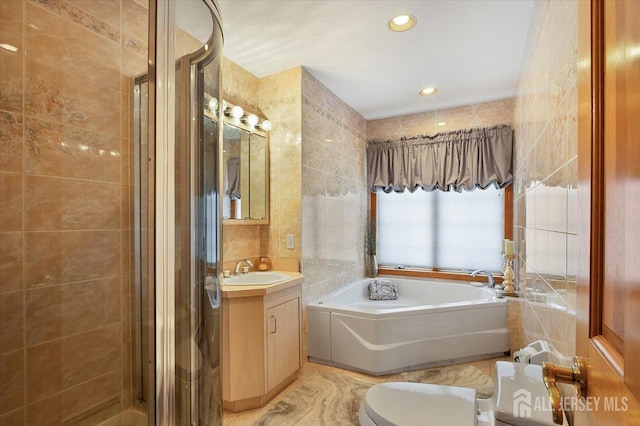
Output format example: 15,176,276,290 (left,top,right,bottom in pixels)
223,272,292,286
